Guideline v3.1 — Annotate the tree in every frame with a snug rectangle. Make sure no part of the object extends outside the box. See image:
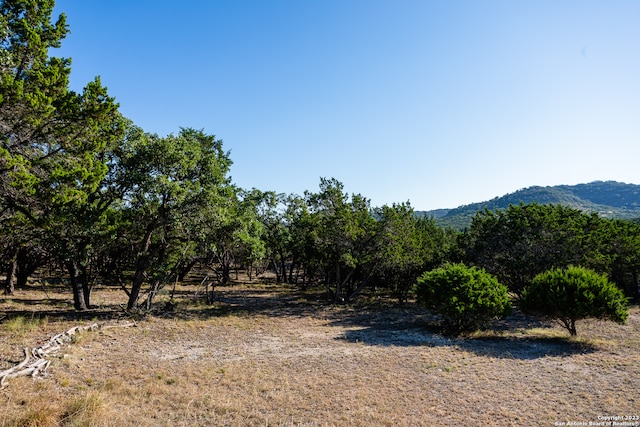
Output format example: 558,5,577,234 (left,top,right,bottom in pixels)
589,219,640,302
414,263,511,335
462,203,640,302
305,178,377,302
372,203,423,302
258,192,297,284
521,266,629,336
195,187,265,289
232,190,267,280
372,203,452,302
116,128,233,310
285,194,319,287
0,0,124,307
463,203,606,296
